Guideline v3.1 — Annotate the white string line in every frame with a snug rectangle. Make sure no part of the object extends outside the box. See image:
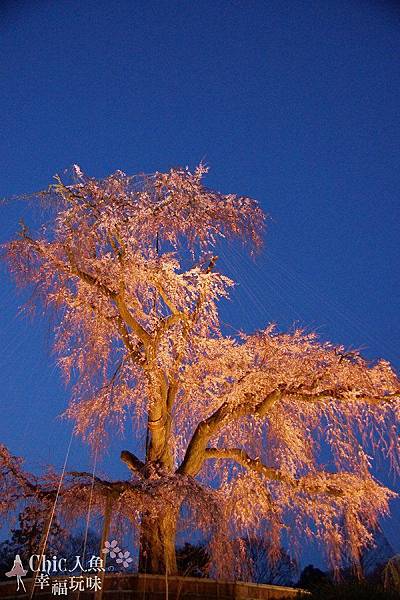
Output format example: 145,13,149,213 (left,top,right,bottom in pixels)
221,243,400,554
266,250,400,361
81,449,98,566
220,243,399,362
220,248,305,327
30,429,74,599
221,245,304,319
76,448,98,600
